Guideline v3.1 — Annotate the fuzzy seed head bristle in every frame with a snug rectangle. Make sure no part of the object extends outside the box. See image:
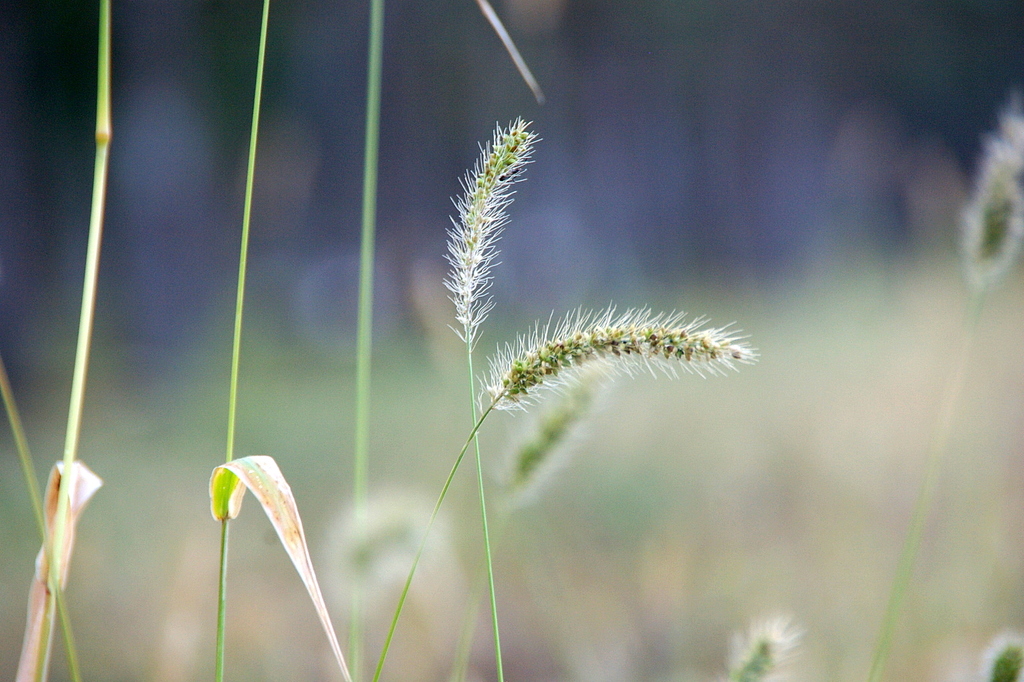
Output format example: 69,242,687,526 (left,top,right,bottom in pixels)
962,96,1024,292
485,307,757,410
445,119,536,346
727,617,802,682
